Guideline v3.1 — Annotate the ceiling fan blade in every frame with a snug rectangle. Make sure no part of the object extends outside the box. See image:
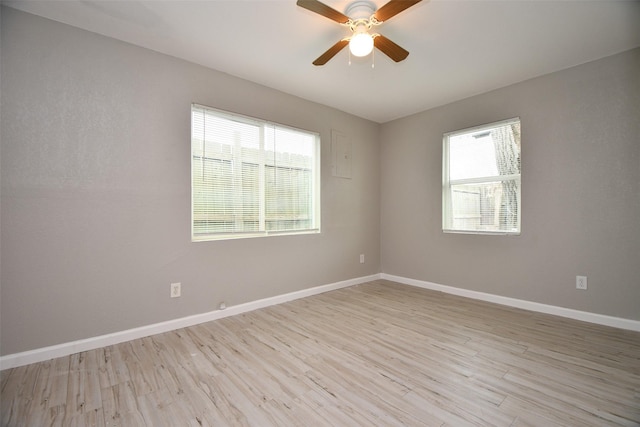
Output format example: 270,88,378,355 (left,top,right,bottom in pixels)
296,0,350,24
313,39,349,66
374,34,409,62
373,0,422,22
